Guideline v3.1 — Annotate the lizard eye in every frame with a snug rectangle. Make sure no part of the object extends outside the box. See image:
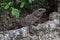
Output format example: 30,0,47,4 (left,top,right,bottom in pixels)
39,8,46,13
39,10,42,12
